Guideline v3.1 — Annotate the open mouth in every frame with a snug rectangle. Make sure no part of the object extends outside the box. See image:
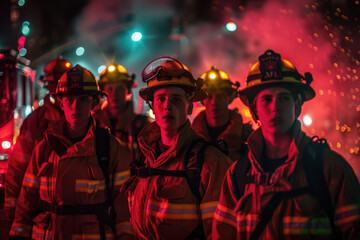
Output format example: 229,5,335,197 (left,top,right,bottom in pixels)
270,117,282,124
163,115,174,120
